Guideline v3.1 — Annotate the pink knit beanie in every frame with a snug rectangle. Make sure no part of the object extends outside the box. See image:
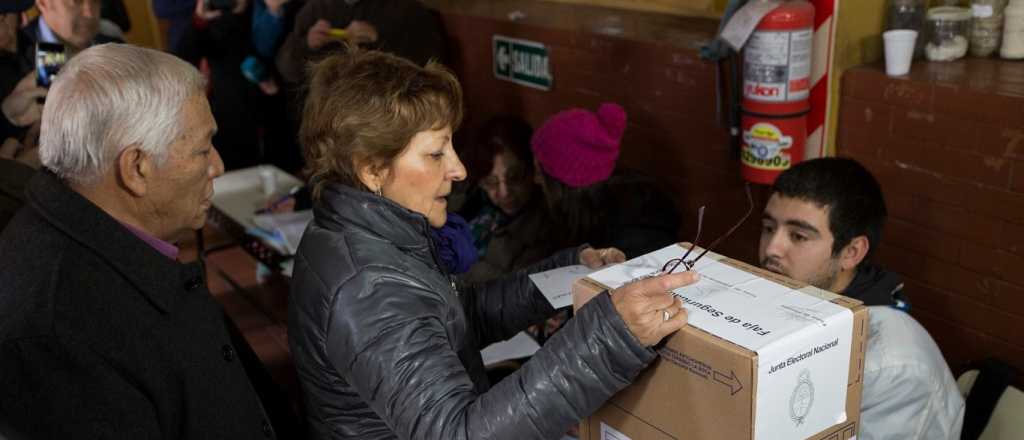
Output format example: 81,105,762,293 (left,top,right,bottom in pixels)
531,103,627,188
